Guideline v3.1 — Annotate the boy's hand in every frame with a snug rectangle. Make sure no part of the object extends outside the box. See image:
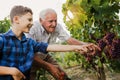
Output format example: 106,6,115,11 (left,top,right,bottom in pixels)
9,67,26,80
75,43,101,56
86,43,101,55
